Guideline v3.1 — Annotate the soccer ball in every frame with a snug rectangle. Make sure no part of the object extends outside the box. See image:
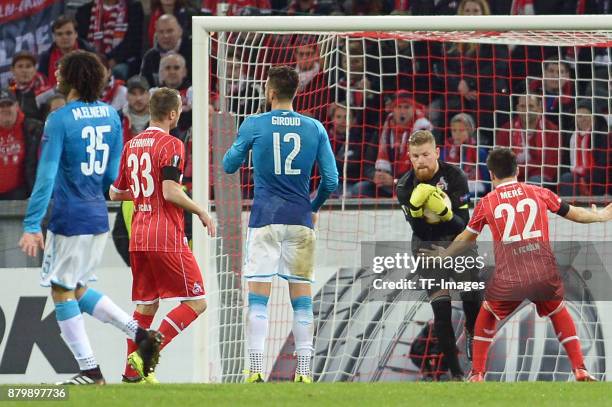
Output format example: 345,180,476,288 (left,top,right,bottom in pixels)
423,190,452,224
